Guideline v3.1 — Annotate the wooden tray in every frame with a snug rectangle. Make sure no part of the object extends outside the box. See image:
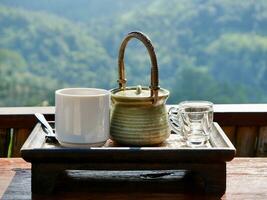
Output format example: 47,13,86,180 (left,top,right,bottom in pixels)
21,122,235,163
21,122,235,195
